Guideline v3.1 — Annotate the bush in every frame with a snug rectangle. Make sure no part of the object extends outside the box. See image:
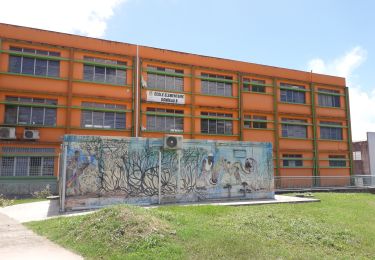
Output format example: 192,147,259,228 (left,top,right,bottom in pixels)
31,185,52,199
0,194,14,207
